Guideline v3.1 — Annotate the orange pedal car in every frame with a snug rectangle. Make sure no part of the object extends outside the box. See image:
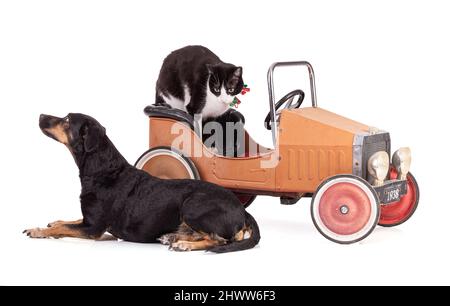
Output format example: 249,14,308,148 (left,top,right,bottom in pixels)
135,61,419,244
